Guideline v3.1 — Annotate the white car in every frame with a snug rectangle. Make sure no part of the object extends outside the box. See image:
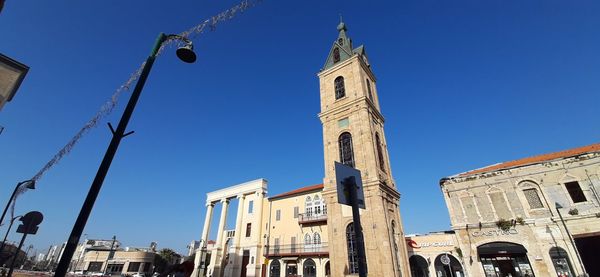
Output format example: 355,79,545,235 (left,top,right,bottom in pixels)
133,273,146,277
